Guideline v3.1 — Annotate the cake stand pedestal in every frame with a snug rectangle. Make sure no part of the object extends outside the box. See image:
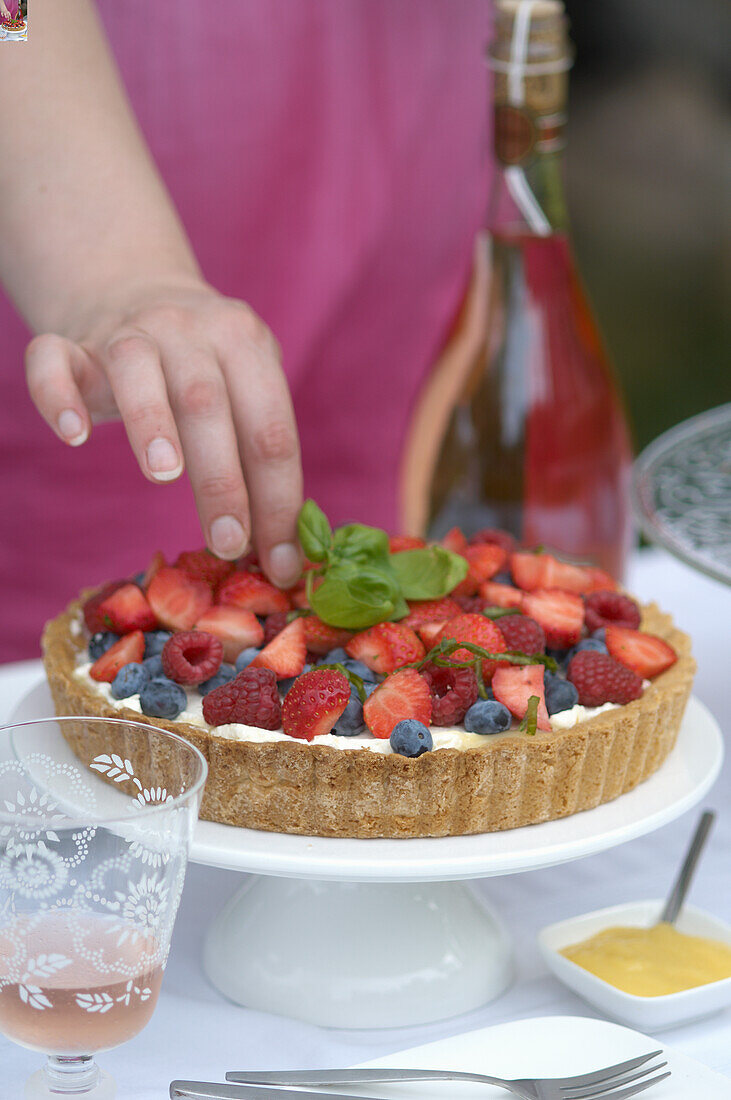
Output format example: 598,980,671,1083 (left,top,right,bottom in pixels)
190,696,722,1028
10,686,723,1030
